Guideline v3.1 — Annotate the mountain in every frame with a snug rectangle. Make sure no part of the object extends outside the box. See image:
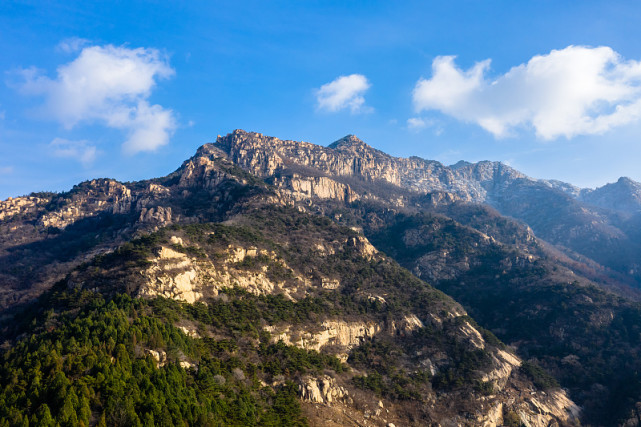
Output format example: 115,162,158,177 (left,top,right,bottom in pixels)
2,129,641,425
581,177,641,214
0,144,578,426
